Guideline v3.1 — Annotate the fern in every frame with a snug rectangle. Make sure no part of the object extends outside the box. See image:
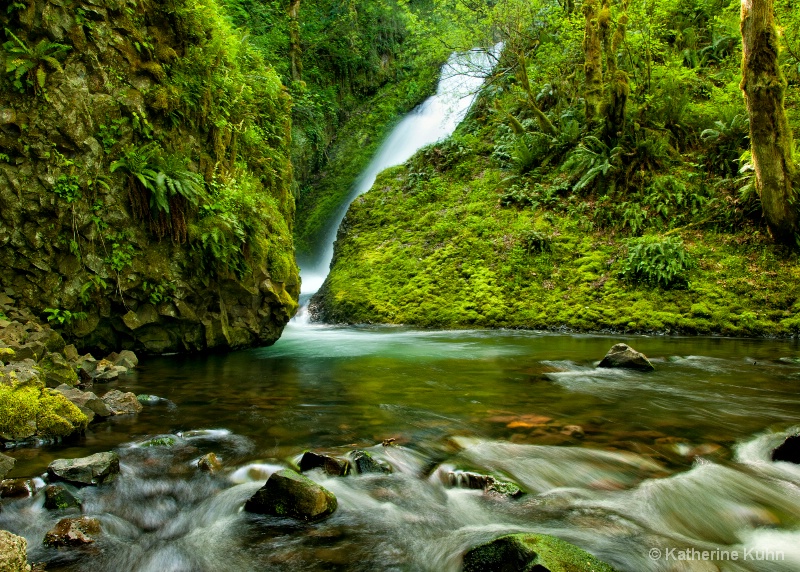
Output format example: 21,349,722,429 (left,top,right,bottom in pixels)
2,28,71,96
563,136,621,193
